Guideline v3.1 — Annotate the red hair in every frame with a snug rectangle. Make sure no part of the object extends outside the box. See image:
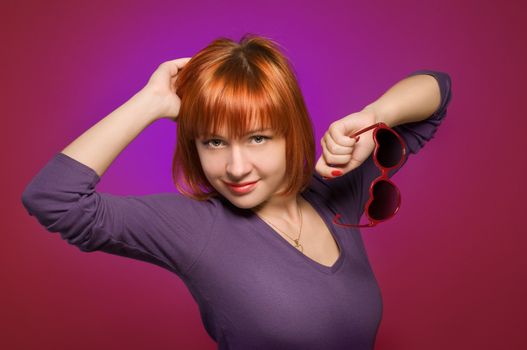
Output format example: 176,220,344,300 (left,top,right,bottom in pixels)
172,33,315,200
